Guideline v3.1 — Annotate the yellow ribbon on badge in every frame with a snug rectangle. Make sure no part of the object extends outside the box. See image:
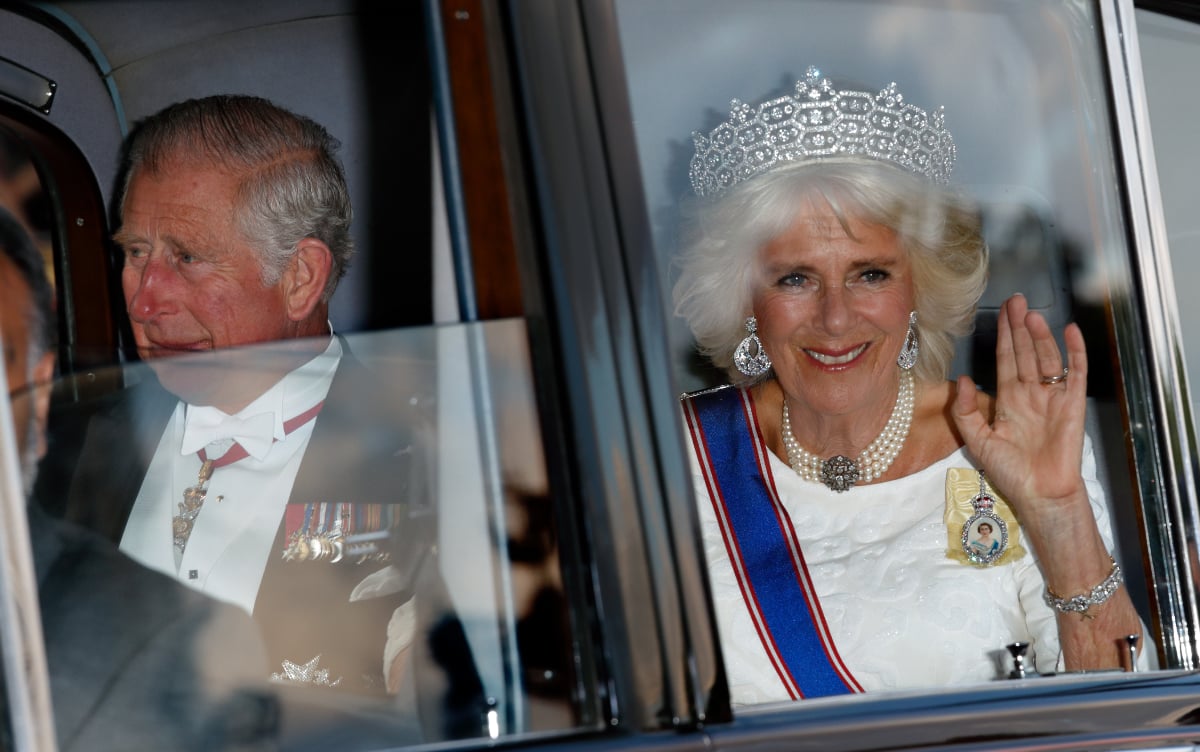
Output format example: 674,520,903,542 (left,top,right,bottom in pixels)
944,468,1026,566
